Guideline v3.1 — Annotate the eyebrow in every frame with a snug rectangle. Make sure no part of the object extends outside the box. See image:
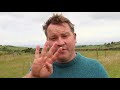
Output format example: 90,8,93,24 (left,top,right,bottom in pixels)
61,32,70,34
49,31,71,38
50,32,70,36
